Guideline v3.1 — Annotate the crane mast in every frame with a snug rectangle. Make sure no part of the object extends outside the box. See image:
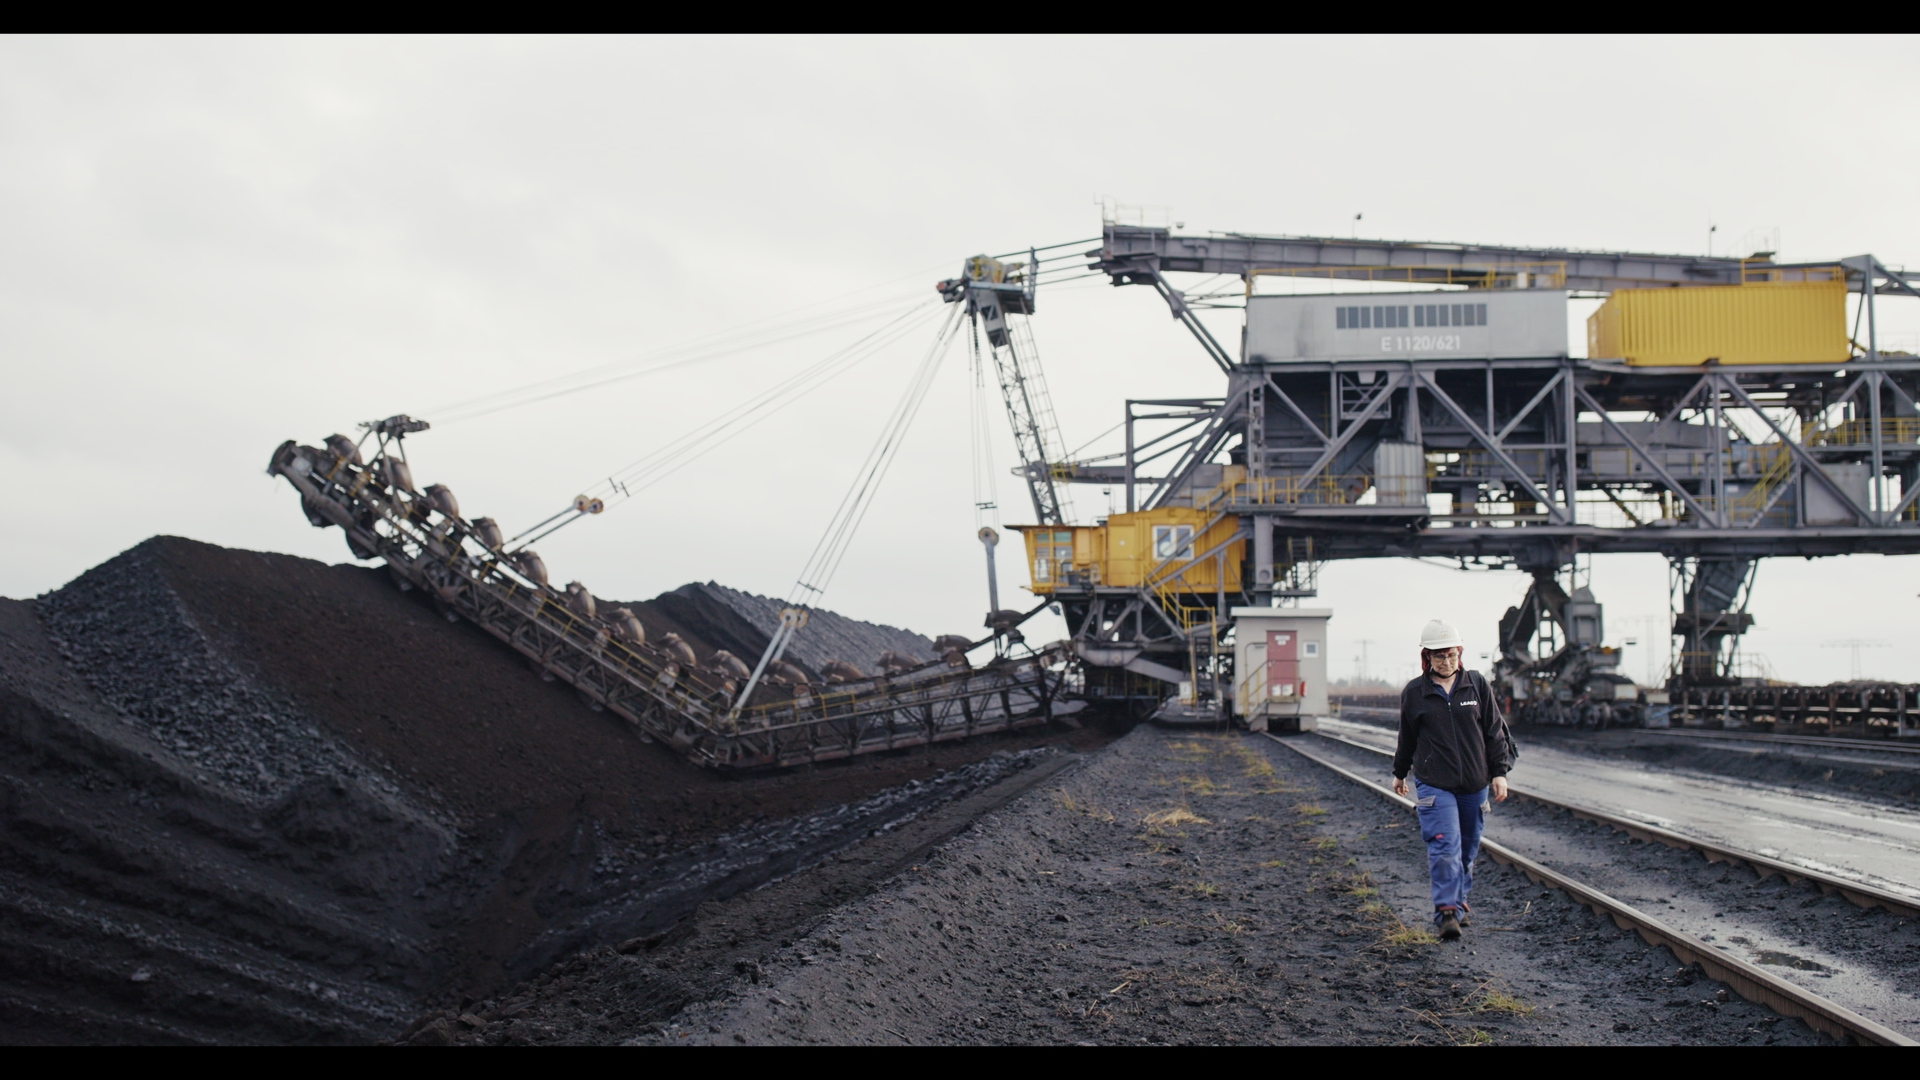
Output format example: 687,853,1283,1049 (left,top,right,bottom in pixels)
941,255,1073,526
